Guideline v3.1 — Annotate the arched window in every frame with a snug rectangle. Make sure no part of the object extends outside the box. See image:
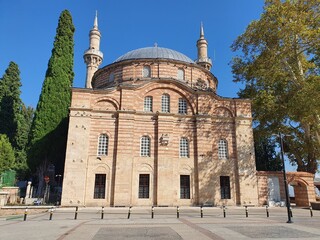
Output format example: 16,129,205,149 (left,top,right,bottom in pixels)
218,139,228,159
108,72,114,82
177,68,185,80
98,134,108,155
140,136,151,157
161,94,170,113
179,137,189,157
144,96,153,112
142,66,151,78
178,98,187,114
